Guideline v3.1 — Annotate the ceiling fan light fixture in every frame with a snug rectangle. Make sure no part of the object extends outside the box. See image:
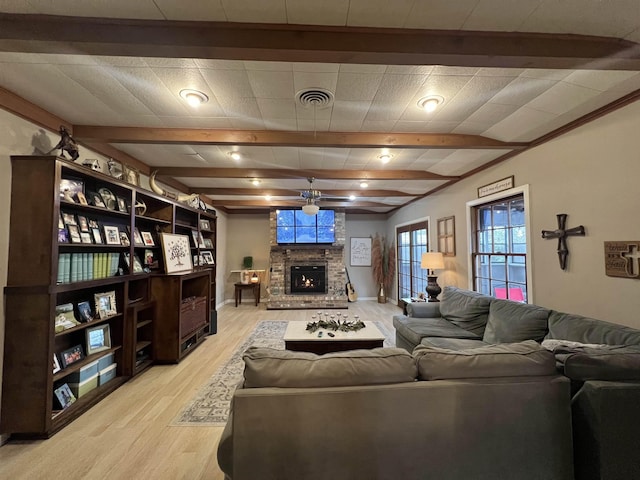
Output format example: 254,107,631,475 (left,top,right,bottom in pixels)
302,202,320,216
180,89,209,108
417,95,444,113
